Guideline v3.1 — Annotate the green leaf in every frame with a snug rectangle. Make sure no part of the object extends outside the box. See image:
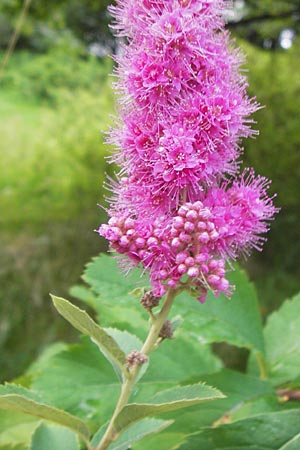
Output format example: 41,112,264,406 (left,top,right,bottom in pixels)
31,337,220,430
0,388,90,442
0,445,27,450
280,434,300,450
75,255,150,340
92,419,172,449
0,409,39,448
104,328,149,382
96,301,148,340
51,295,127,380
142,369,275,442
173,268,265,355
109,419,172,450
133,432,186,450
30,423,79,450
0,385,42,401
249,293,300,385
178,409,300,450
140,335,222,385
82,254,148,303
114,384,224,433
26,343,68,378
69,285,98,310
31,338,121,426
